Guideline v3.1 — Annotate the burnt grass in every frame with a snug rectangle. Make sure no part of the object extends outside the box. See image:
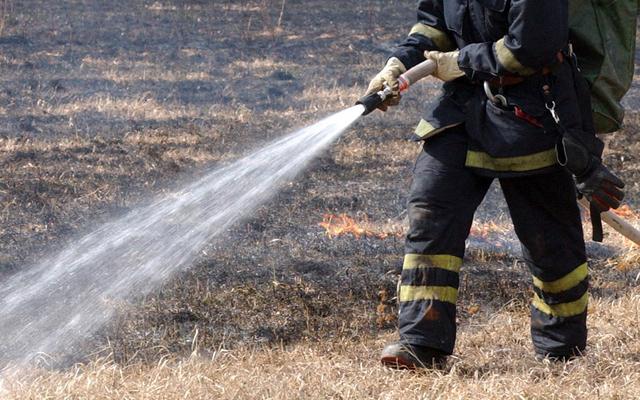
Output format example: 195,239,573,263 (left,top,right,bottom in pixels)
0,1,639,365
